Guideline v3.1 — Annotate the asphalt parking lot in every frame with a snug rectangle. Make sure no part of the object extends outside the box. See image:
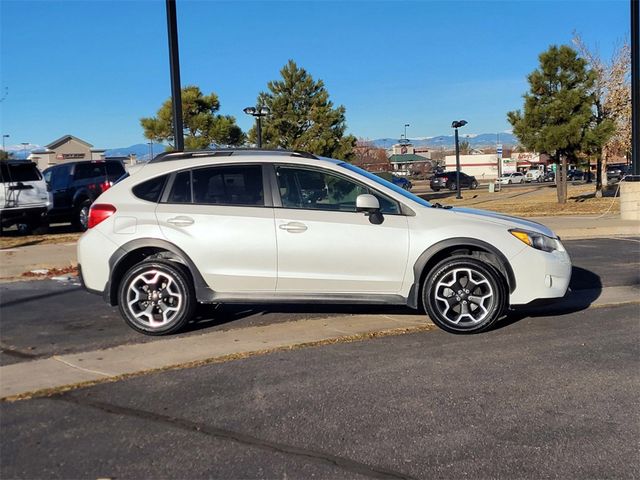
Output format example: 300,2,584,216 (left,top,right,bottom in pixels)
0,237,638,479
0,237,638,365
